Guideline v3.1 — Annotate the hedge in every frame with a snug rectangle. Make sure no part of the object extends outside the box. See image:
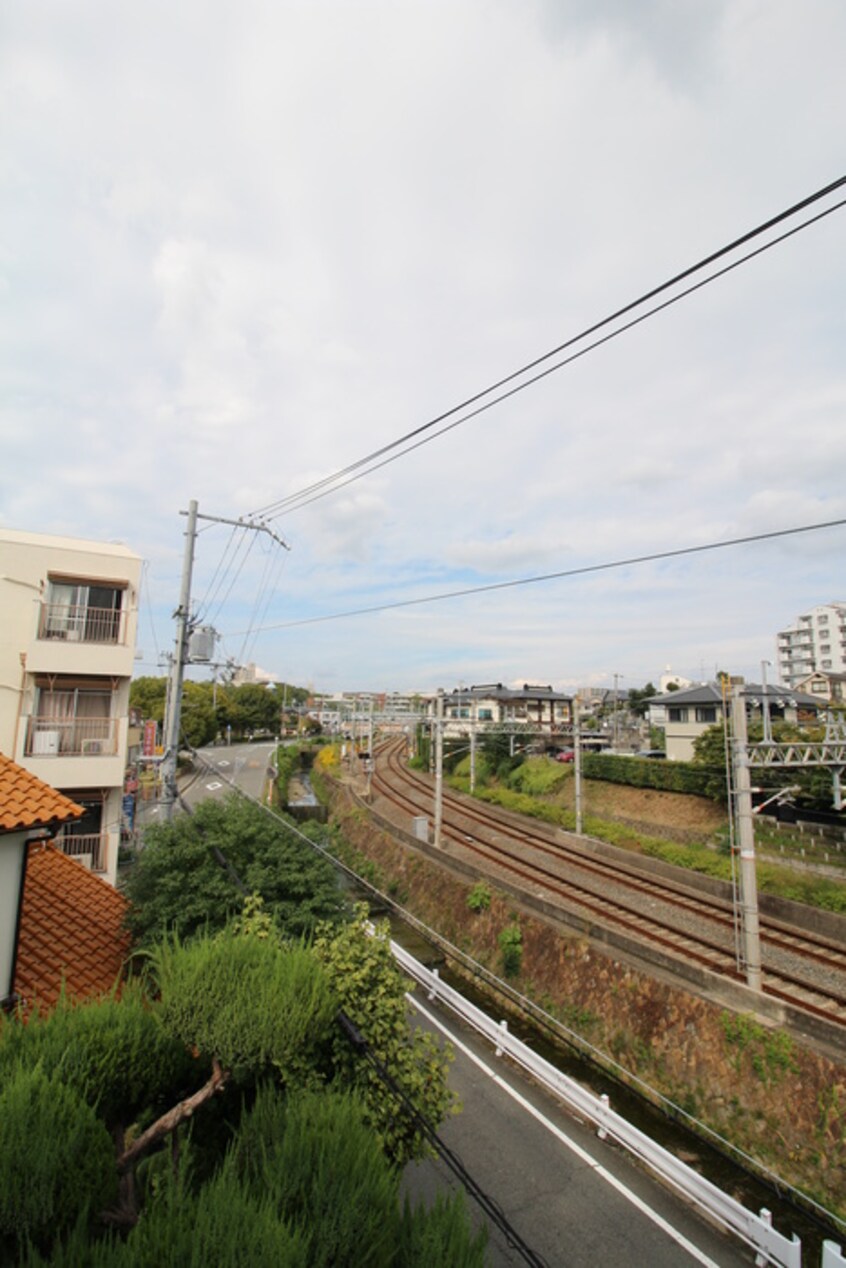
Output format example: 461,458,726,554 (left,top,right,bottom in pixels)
581,753,716,798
